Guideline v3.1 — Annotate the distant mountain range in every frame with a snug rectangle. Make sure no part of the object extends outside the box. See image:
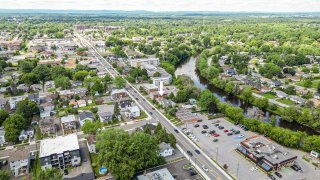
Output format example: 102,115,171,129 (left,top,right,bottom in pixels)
0,9,319,17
